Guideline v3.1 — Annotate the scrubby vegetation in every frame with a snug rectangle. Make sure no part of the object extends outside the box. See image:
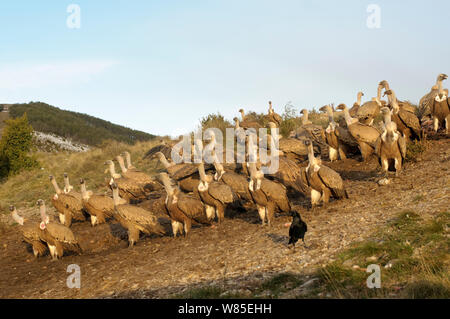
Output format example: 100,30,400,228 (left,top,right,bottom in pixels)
0,114,39,179
406,139,429,162
199,103,328,140
200,112,233,138
9,102,156,146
